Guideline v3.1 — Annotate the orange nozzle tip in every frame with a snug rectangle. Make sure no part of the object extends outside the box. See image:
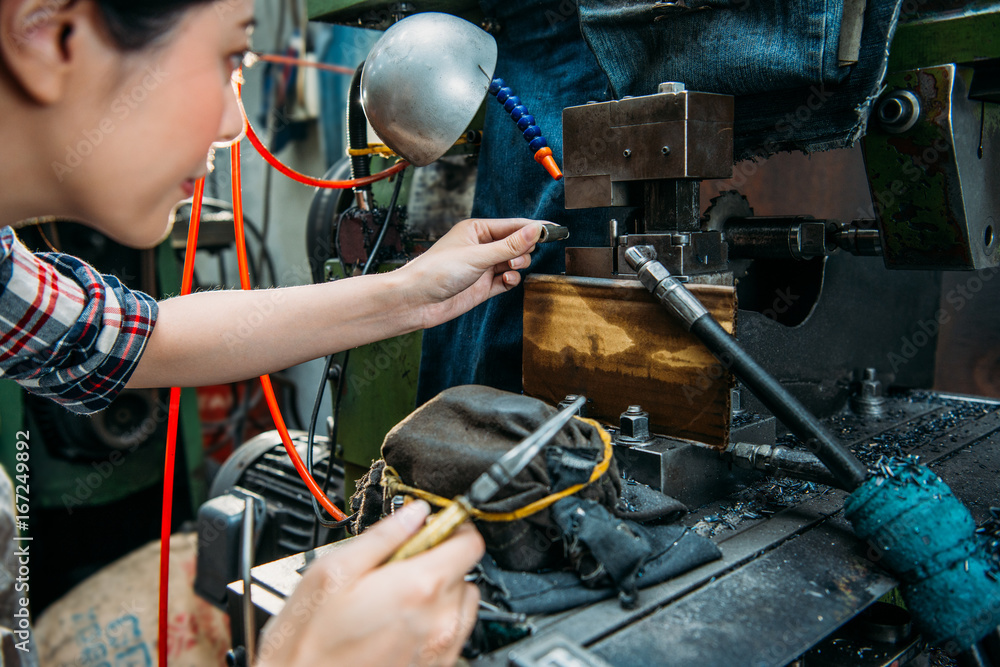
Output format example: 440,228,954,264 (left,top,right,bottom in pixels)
542,156,563,180
533,148,562,180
